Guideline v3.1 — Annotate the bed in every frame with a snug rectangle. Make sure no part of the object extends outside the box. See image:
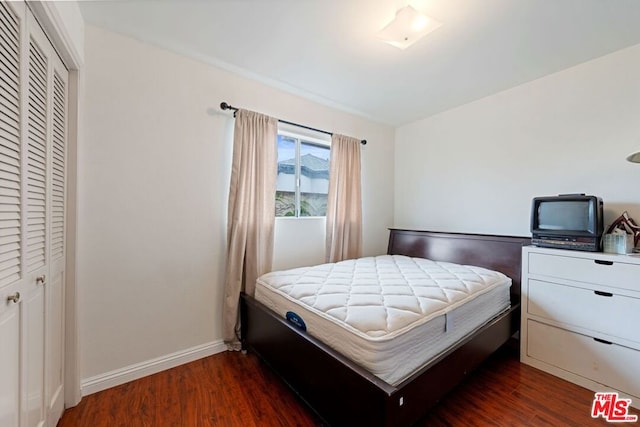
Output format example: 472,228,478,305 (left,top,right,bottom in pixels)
240,229,530,426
